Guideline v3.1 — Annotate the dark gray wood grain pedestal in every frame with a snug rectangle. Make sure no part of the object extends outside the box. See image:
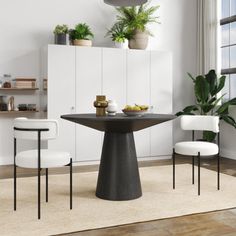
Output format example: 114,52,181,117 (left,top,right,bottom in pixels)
61,113,175,201
96,132,141,200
